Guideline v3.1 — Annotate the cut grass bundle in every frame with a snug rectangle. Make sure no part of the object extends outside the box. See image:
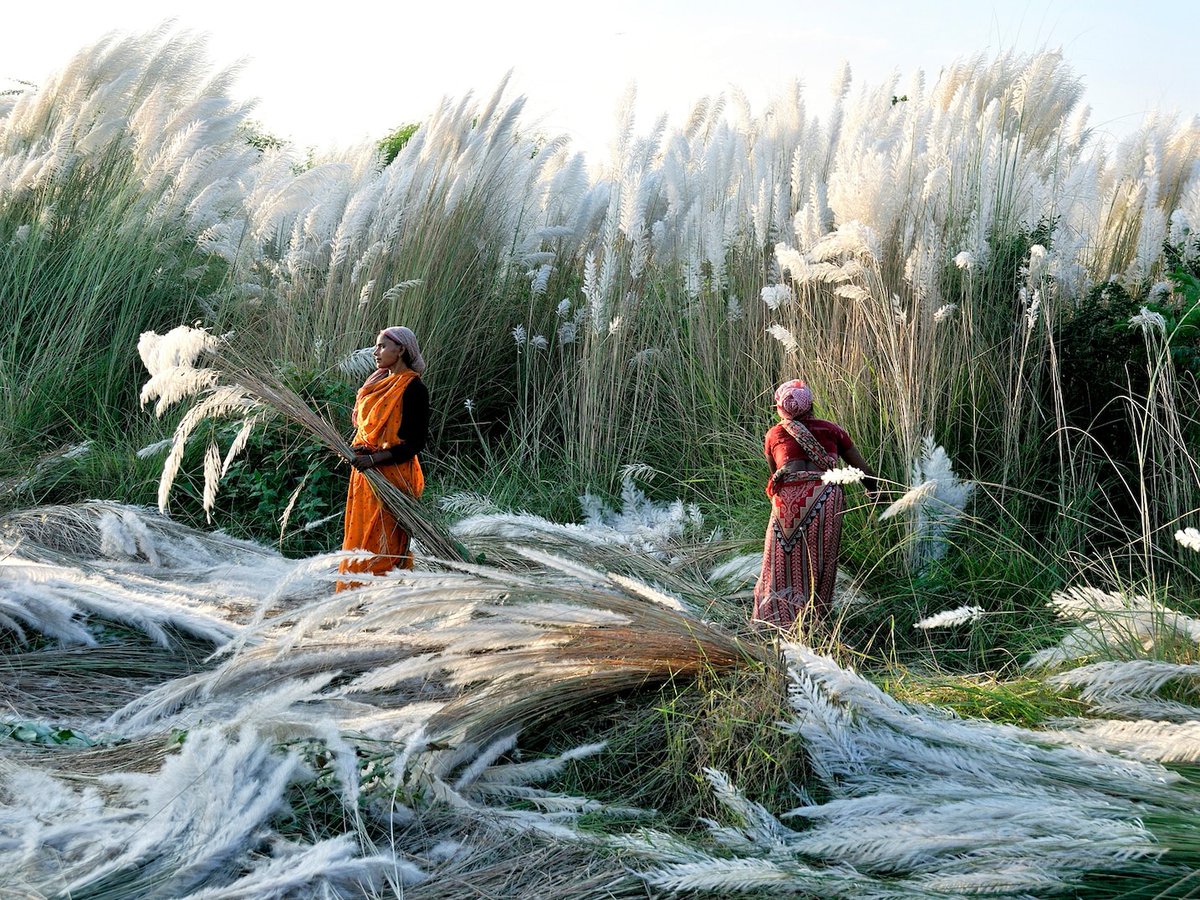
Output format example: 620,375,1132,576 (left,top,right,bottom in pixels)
105,544,768,751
